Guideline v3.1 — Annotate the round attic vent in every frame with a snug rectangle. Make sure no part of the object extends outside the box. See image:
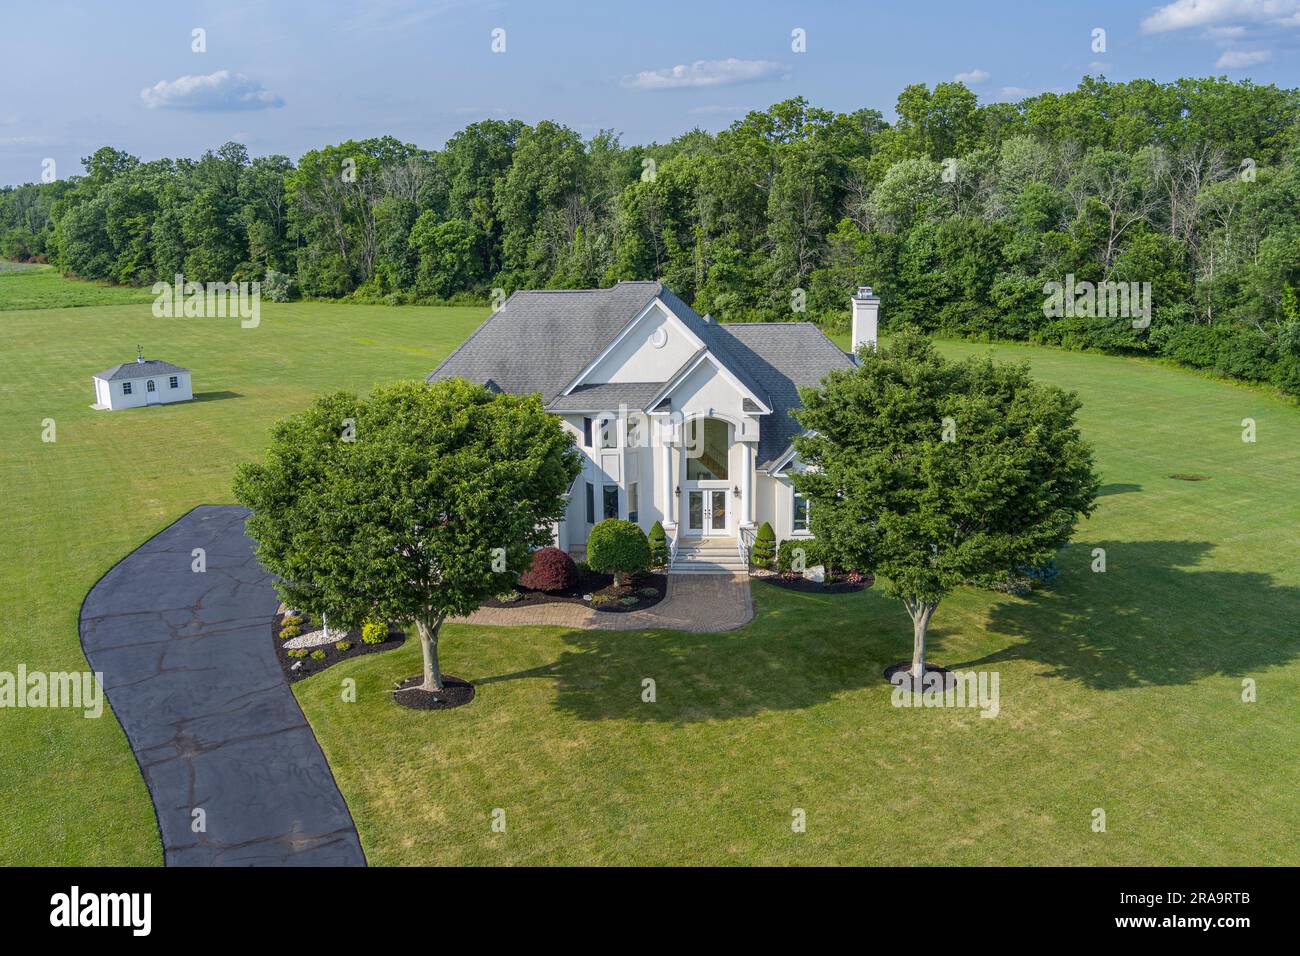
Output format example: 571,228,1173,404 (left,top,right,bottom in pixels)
651,328,667,349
